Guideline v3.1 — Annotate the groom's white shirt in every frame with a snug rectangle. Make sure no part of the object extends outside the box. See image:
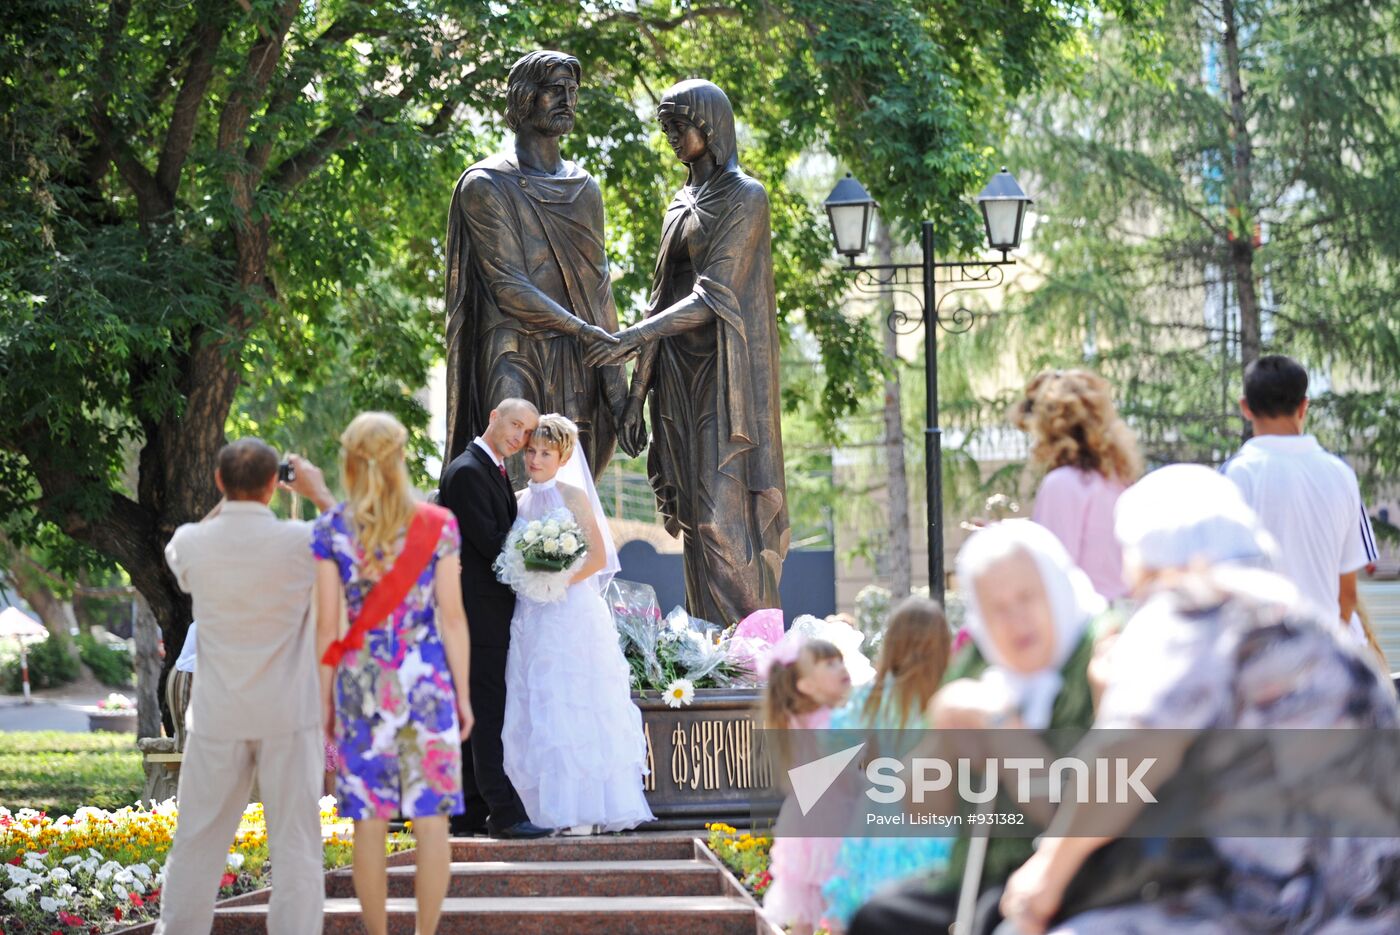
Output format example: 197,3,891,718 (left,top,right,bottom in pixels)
473,435,505,470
